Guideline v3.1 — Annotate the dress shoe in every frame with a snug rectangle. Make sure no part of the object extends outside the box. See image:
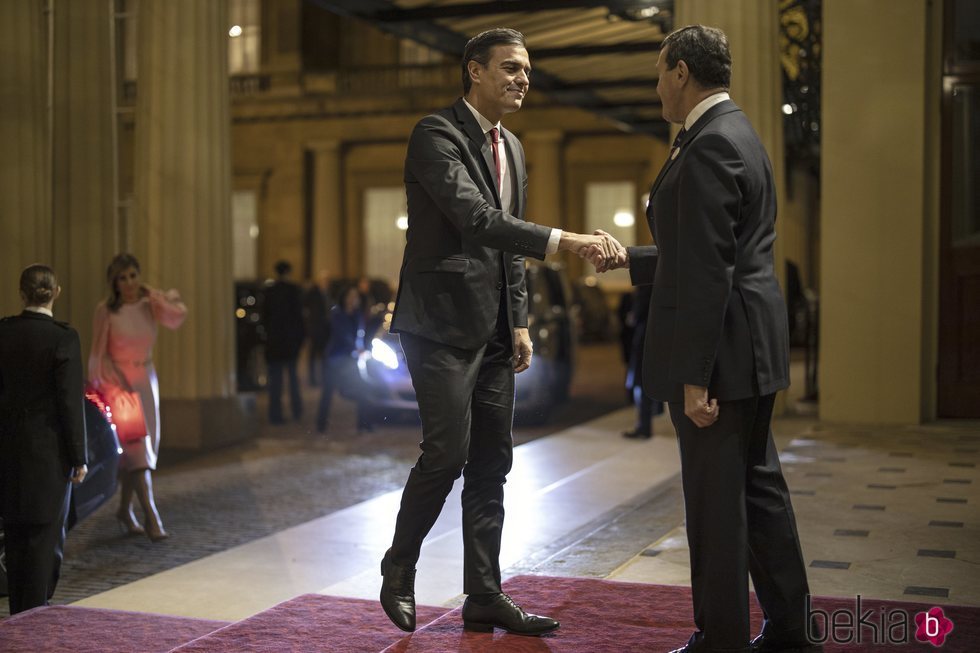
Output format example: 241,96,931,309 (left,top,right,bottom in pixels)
461,593,559,636
115,509,145,536
750,632,823,652
380,550,416,632
622,428,652,439
668,631,705,653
